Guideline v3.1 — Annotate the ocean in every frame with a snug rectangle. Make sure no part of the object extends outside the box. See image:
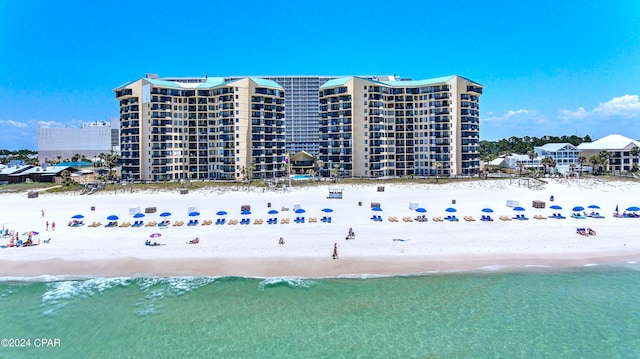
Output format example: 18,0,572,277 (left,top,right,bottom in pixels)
1,265,640,358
